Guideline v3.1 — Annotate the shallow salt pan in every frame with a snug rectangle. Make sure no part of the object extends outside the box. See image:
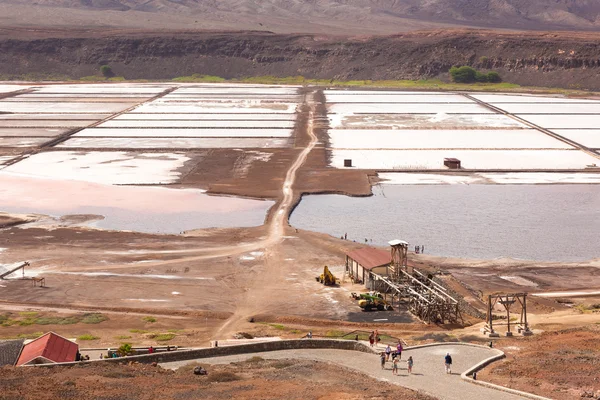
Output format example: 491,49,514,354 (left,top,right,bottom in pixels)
327,103,494,114
32,85,169,94
19,93,158,98
552,129,600,148
470,94,600,103
0,85,31,93
0,120,92,128
330,149,600,170
324,90,448,95
517,114,600,129
97,120,295,128
134,104,297,114
379,172,600,185
0,102,136,113
325,94,472,103
494,103,600,114
329,113,527,129
0,137,49,147
4,97,147,103
3,151,190,184
115,113,295,121
76,128,292,138
478,172,600,184
0,114,112,120
58,137,290,149
328,129,570,149
0,128,70,137
0,172,274,234
0,156,15,165
378,173,482,185
172,88,299,95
